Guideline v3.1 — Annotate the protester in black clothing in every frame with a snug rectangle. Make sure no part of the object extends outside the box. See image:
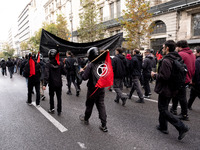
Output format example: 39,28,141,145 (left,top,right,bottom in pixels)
23,53,41,106
142,49,153,98
112,48,127,106
0,59,7,76
65,51,80,96
124,54,132,88
151,40,189,140
43,49,67,116
20,55,28,76
128,50,144,103
38,54,46,101
6,58,14,78
79,47,108,132
188,47,200,110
